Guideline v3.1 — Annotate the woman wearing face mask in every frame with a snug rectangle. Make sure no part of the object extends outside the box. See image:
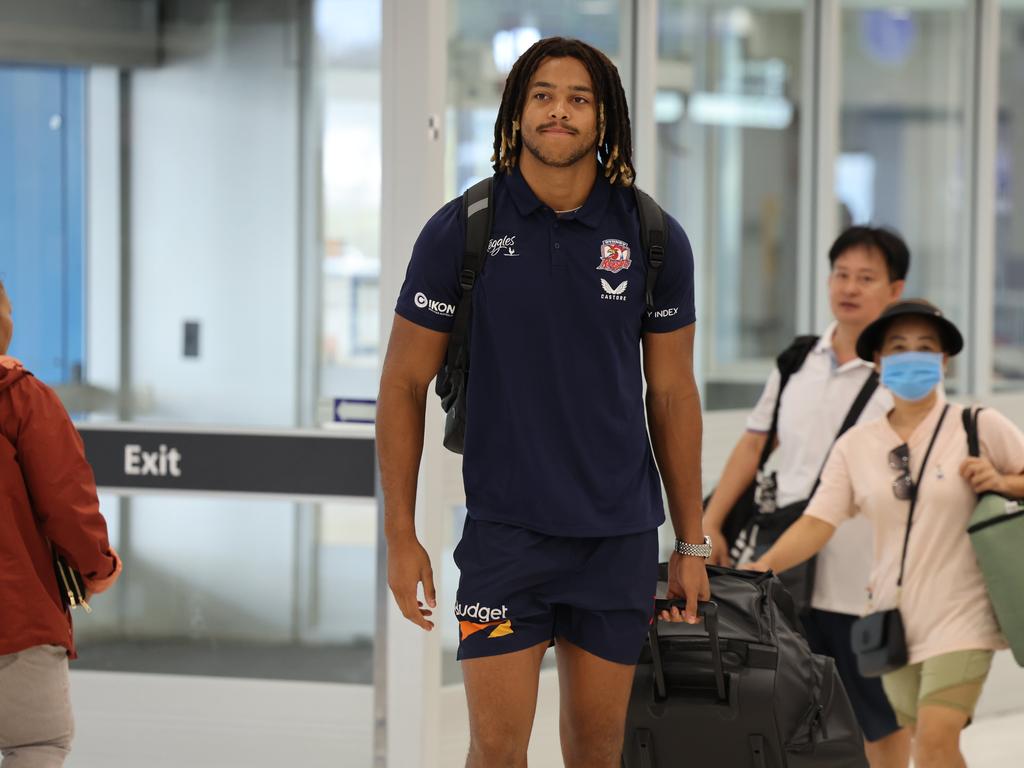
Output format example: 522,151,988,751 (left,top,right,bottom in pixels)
745,299,1024,768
